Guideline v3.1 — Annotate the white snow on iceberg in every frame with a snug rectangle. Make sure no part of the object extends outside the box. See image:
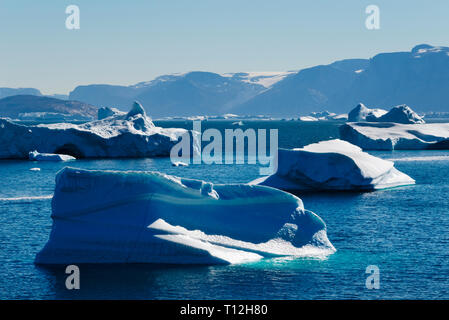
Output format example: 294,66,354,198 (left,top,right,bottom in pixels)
348,103,424,124
374,105,425,124
35,167,335,265
348,103,387,122
340,122,449,150
29,150,75,161
251,139,415,191
0,102,196,159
